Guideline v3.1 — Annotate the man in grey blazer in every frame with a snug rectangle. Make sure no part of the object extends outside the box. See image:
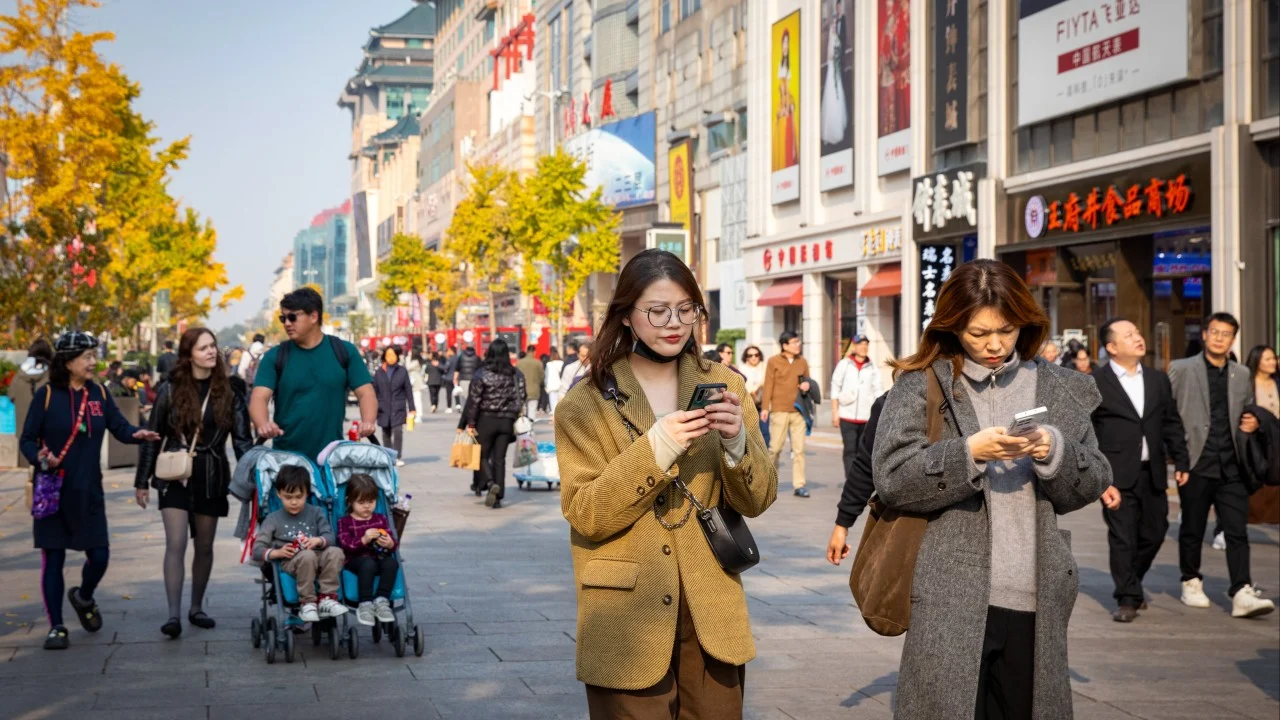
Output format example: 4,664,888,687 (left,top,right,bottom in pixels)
1168,312,1273,618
